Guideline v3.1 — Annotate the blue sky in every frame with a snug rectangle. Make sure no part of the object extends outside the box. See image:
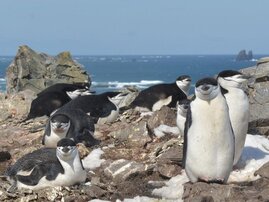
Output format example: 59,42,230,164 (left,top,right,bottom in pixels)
0,0,268,55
